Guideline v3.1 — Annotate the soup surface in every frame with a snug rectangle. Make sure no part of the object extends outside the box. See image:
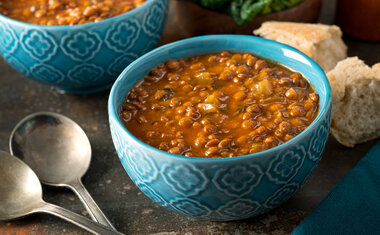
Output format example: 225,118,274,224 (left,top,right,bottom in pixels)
0,0,145,25
121,51,319,158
